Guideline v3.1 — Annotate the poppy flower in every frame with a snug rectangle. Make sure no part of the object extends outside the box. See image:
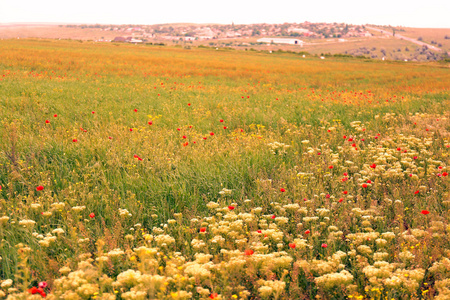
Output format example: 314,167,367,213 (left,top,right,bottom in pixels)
257,230,262,233
413,156,418,160
210,132,214,136
38,282,48,289
129,128,133,132
343,191,348,194
366,180,372,183
187,103,191,106
339,198,344,203
228,206,234,210
280,188,285,192
219,119,224,122
328,165,333,169
244,249,254,256
223,126,227,129
36,186,44,191
289,243,296,249
304,229,311,235
89,213,95,218
362,183,368,188
421,210,430,215
72,139,77,142
271,215,276,219
321,243,328,248
177,128,181,131
108,136,112,139
148,121,153,125
182,135,187,139
370,163,376,169
443,172,448,176
414,191,419,195
91,111,95,114
54,114,57,117
199,227,206,233
45,120,50,124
